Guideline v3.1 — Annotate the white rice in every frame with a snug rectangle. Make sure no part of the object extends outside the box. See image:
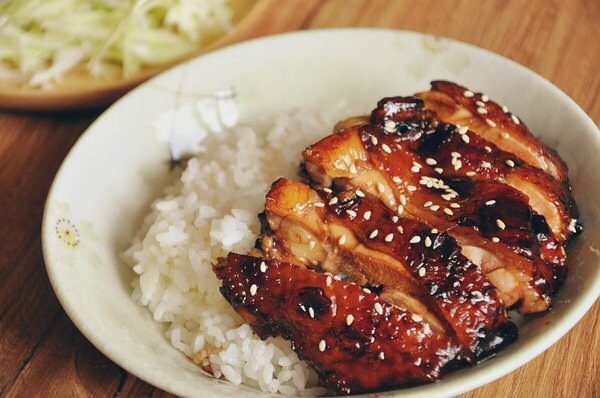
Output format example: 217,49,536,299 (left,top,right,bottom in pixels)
123,102,360,395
